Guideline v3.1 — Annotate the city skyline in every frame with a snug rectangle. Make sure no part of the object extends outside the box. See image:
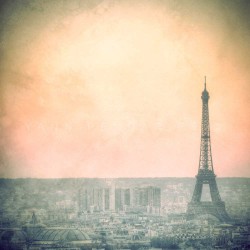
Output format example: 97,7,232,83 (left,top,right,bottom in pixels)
1,177,249,249
1,0,250,178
